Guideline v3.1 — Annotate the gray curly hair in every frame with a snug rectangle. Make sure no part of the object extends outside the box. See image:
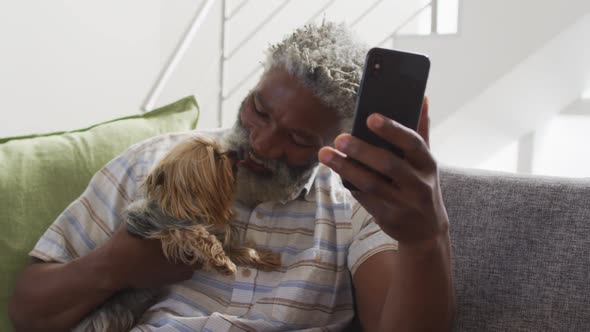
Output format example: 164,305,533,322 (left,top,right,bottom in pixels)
263,21,368,132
